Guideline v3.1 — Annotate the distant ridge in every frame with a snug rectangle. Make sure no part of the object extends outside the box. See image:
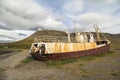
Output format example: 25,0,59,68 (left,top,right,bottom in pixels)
0,30,67,49
30,30,66,37
0,30,120,49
